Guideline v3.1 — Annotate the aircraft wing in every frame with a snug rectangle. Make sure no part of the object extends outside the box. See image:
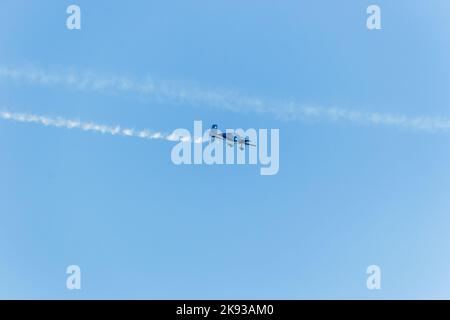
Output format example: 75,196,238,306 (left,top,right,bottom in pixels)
237,139,256,147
